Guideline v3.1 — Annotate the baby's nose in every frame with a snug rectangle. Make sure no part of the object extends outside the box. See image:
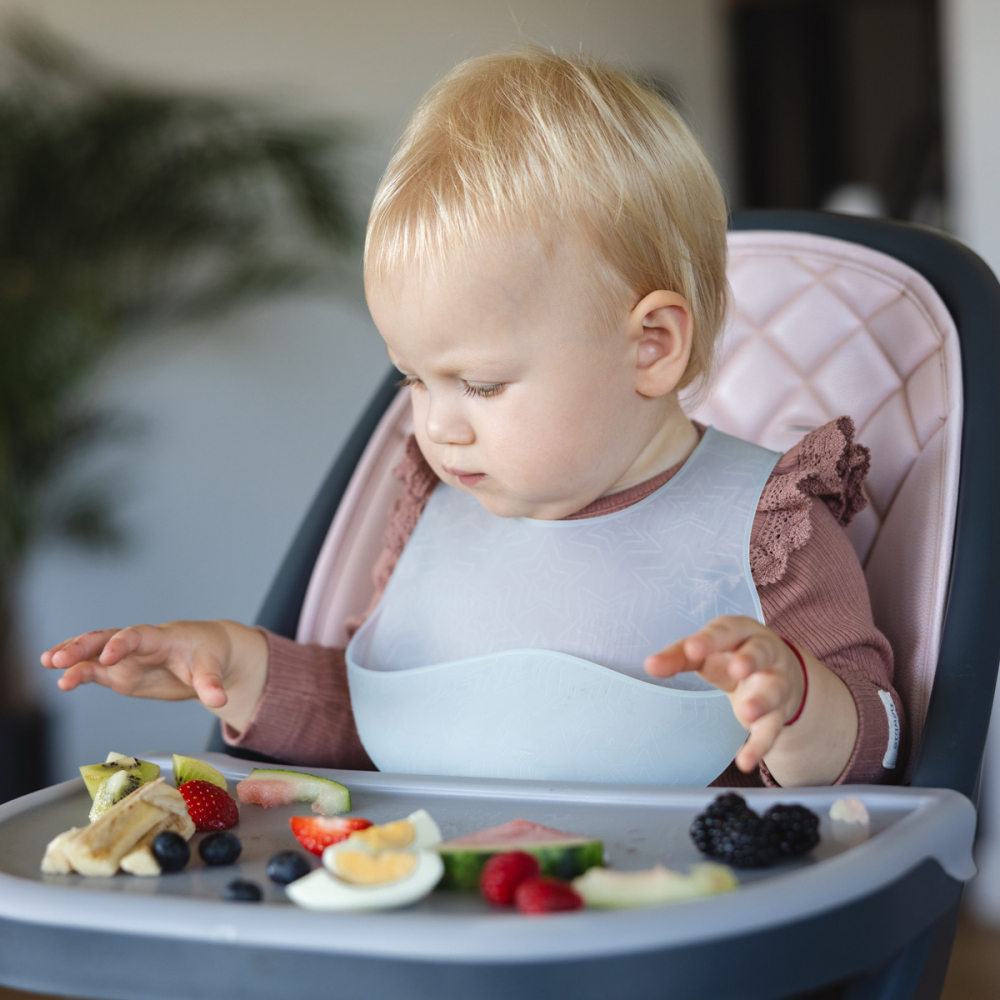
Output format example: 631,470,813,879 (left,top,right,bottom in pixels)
424,396,475,446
